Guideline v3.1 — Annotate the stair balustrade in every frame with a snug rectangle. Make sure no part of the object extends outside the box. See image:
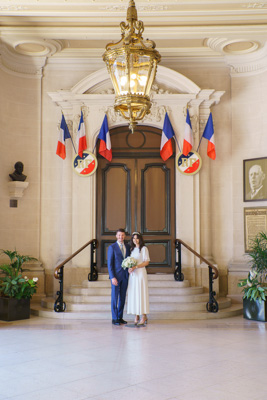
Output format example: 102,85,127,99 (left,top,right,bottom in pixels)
54,239,98,312
174,239,219,313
